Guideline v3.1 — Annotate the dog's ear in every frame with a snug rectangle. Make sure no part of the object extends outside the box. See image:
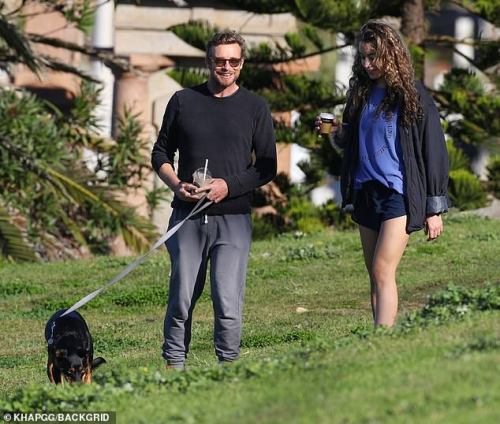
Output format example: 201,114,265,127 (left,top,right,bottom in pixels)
92,357,106,369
